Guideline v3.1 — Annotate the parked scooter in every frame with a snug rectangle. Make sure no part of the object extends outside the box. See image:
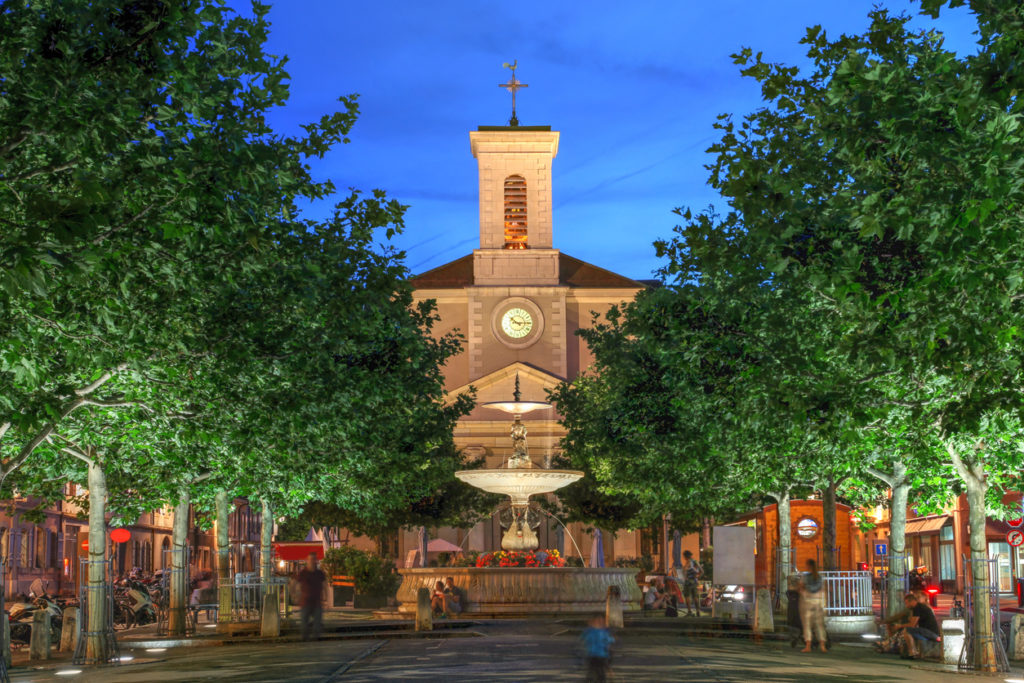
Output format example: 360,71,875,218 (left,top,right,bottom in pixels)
9,581,63,645
113,578,156,628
